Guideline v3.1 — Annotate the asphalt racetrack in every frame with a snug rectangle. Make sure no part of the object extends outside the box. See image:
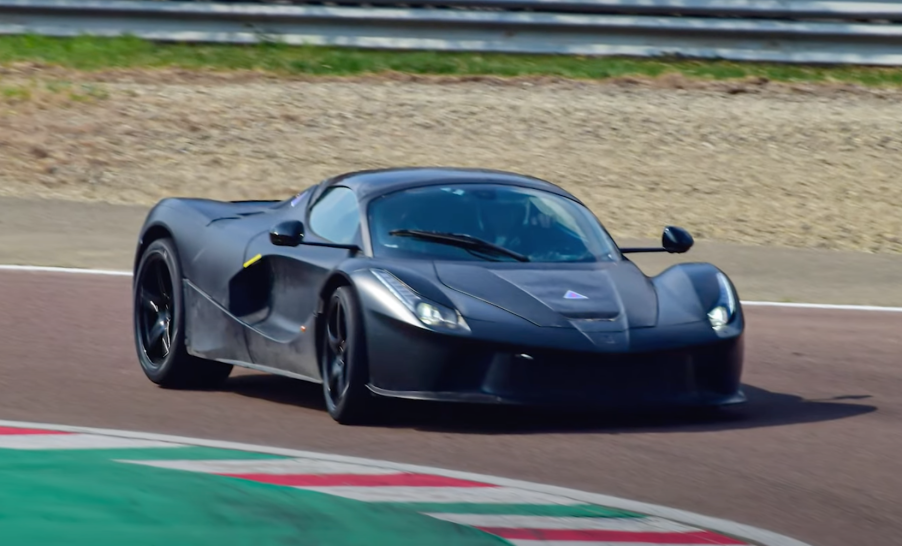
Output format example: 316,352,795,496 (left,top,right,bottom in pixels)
1,269,899,546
